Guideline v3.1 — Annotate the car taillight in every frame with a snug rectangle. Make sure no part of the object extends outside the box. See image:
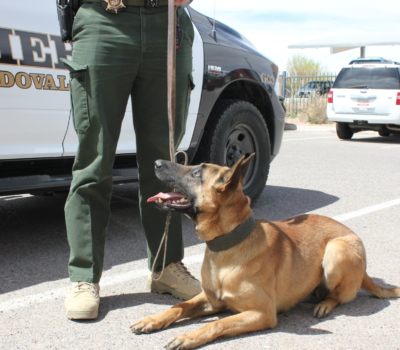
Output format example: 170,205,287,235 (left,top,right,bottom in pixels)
397,92,400,105
328,91,333,103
